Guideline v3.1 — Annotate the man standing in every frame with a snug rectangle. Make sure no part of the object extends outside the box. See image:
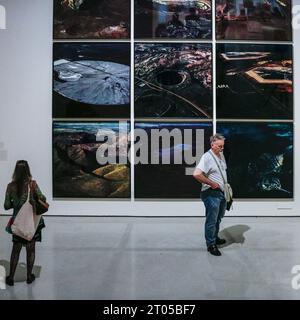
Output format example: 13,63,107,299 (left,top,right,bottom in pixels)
193,134,227,256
